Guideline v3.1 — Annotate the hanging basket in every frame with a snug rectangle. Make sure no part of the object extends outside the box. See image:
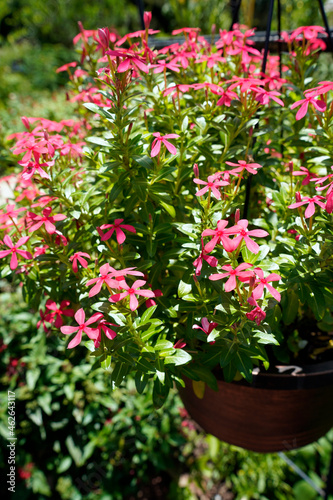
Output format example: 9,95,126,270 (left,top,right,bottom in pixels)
179,360,333,453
